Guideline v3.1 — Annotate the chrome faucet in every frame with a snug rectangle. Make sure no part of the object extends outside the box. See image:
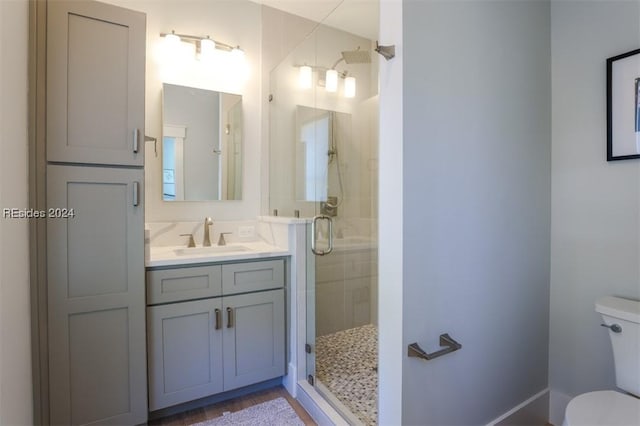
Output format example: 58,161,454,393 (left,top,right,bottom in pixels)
203,217,213,246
